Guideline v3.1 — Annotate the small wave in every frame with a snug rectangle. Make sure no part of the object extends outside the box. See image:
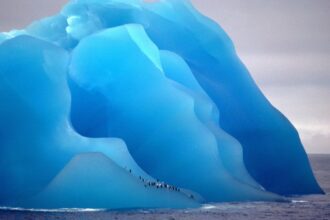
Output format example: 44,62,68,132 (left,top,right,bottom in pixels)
0,207,106,213
201,204,217,210
291,200,308,204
